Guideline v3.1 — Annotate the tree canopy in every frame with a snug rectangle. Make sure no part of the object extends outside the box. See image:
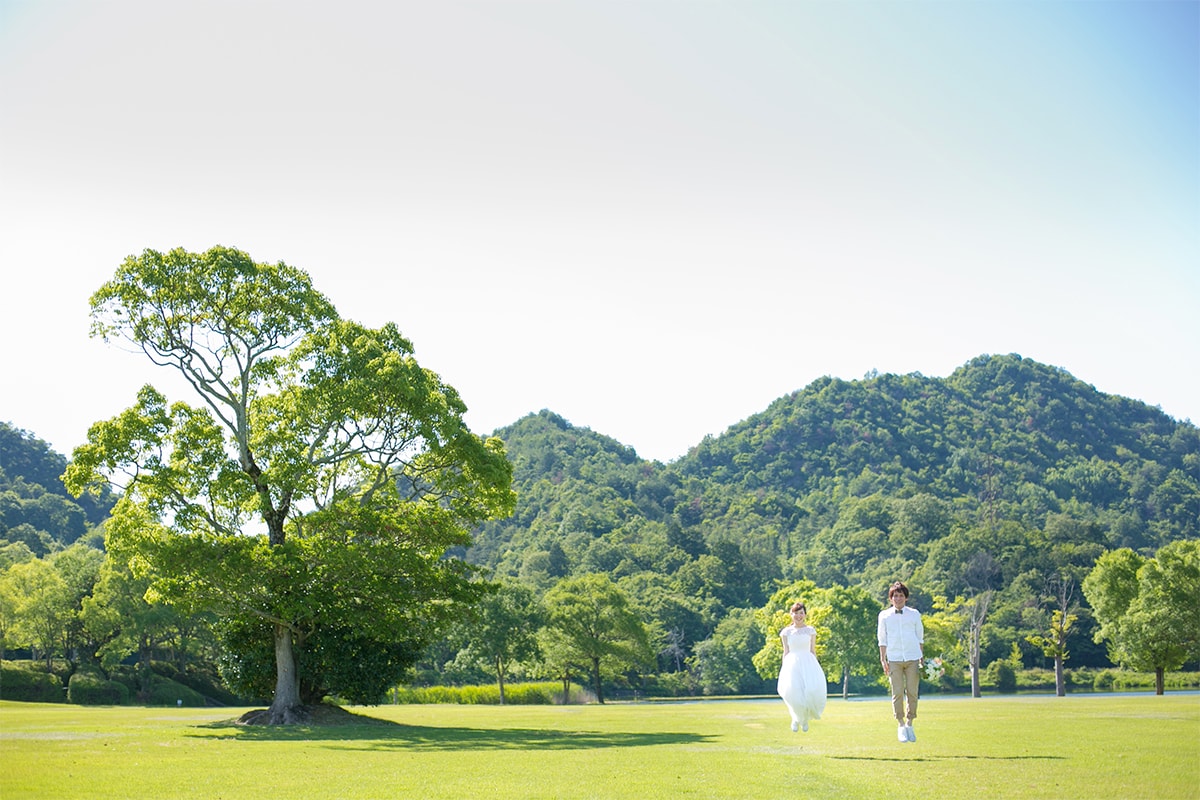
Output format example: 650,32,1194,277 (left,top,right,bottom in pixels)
63,246,514,722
